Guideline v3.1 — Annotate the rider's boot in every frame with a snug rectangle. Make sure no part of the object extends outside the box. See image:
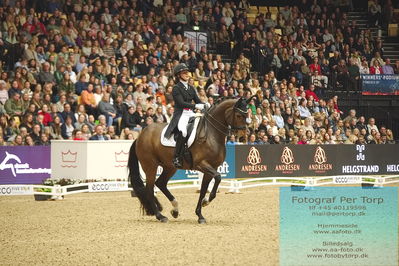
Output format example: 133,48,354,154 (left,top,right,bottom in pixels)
172,132,186,169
